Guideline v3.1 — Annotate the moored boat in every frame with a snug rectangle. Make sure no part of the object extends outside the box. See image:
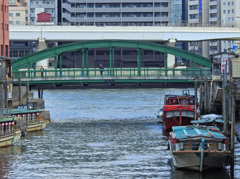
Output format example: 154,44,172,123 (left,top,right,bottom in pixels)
11,109,50,133
157,108,163,122
162,91,197,131
191,114,226,131
0,117,24,147
169,125,231,172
